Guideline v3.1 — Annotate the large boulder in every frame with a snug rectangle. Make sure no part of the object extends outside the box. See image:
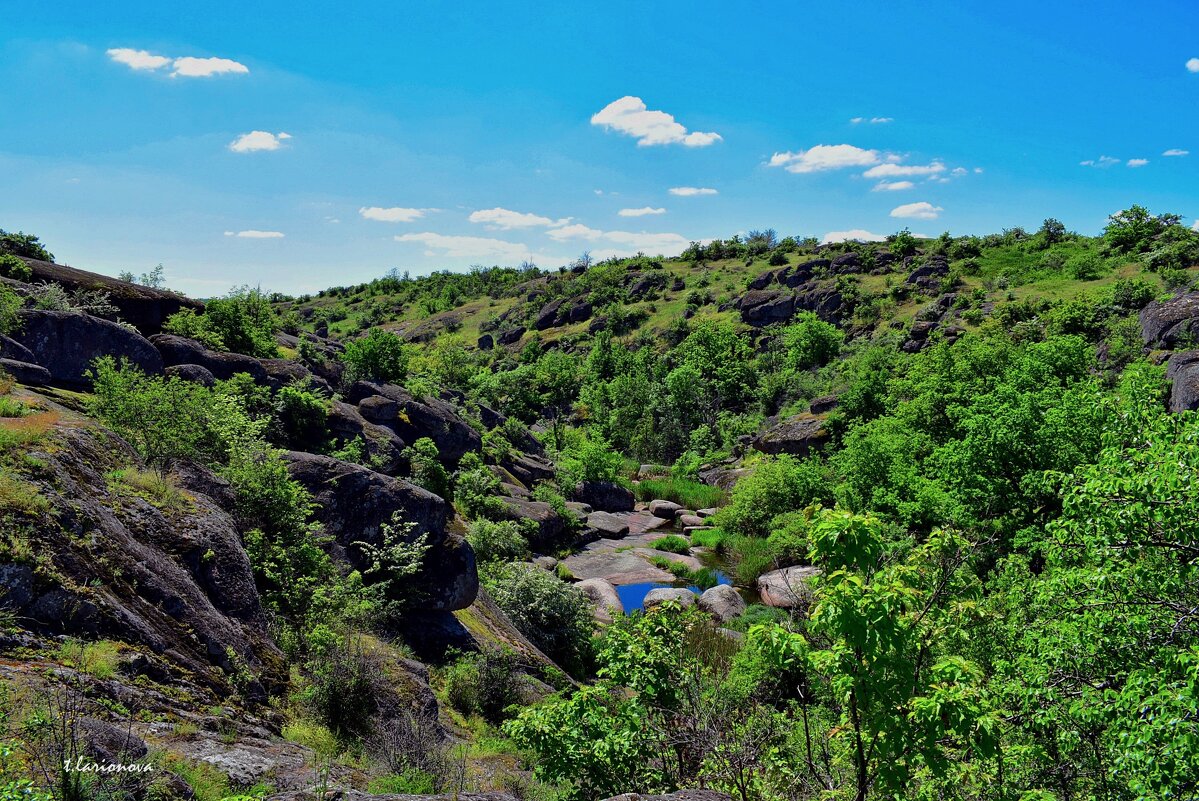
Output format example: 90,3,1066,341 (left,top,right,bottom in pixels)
698,584,746,623
0,358,50,386
576,578,624,625
497,496,573,551
752,414,829,456
326,401,406,473
150,334,269,384
12,310,162,387
1141,292,1199,349
1167,350,1199,412
757,566,821,609
648,499,683,519
283,451,475,611
737,290,795,326
572,480,635,512
346,381,481,465
643,587,697,610
164,363,217,387
586,511,630,539
0,334,35,363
